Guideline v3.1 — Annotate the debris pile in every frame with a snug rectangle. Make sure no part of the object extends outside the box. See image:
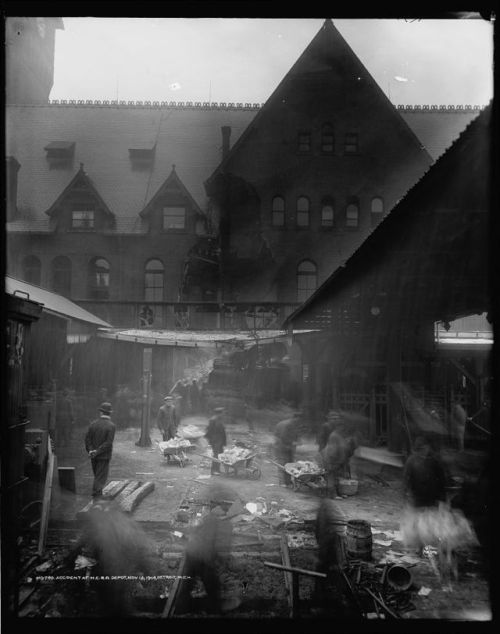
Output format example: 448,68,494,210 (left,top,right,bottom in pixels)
219,446,253,464
285,461,324,477
159,438,192,450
